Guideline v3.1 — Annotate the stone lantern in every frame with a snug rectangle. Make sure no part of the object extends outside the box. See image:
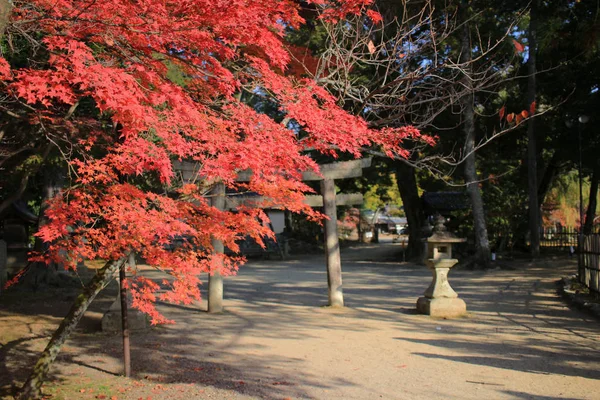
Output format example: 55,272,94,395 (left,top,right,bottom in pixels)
416,215,467,318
